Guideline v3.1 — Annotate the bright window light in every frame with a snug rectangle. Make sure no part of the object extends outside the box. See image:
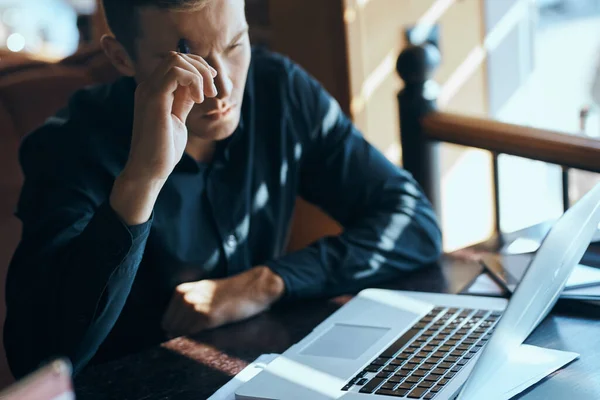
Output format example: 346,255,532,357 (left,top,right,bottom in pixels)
6,32,25,52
